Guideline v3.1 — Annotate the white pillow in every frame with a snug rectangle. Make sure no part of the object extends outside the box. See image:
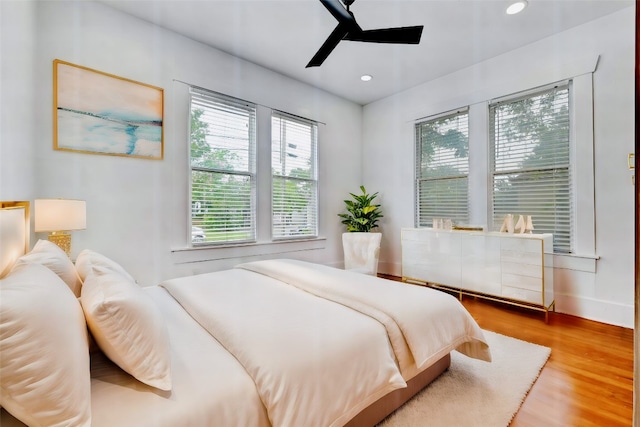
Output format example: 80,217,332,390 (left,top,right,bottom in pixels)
14,239,83,296
81,266,172,391
75,249,135,283
0,262,91,426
